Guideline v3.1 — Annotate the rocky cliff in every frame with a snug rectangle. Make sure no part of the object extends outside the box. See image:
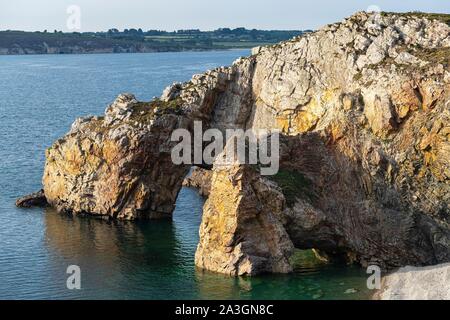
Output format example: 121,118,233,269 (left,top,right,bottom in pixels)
22,12,450,275
183,167,212,197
